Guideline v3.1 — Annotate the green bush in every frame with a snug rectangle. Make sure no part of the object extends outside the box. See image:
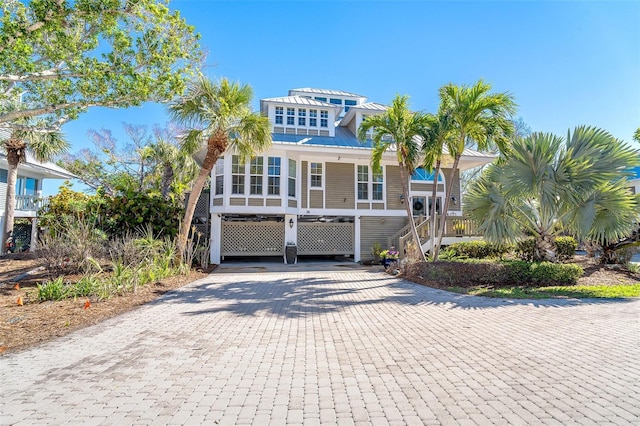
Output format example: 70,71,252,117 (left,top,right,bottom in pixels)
445,241,511,259
516,236,577,262
555,236,578,261
404,259,584,287
37,277,69,301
